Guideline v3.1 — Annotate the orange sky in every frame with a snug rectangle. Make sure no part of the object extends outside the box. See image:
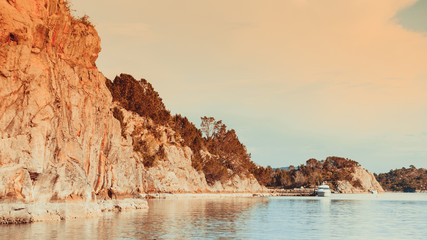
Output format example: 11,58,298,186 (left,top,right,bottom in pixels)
72,0,427,172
